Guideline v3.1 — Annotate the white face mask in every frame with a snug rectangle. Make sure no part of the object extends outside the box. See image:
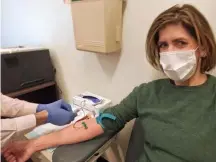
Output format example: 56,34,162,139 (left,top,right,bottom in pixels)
159,47,198,81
